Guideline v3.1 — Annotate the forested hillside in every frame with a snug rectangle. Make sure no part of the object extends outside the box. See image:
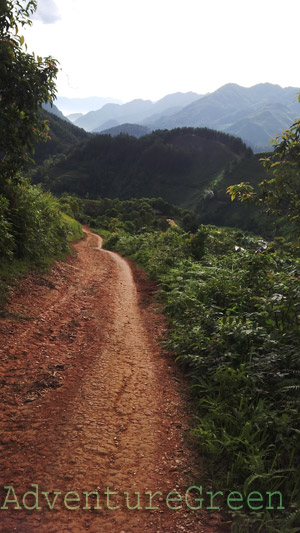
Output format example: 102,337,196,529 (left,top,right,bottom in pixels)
33,109,90,165
33,123,283,236
33,126,250,205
